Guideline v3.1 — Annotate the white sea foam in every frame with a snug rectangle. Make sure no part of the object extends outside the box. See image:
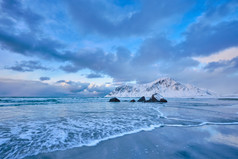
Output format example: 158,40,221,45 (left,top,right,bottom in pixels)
164,121,238,128
0,138,10,145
